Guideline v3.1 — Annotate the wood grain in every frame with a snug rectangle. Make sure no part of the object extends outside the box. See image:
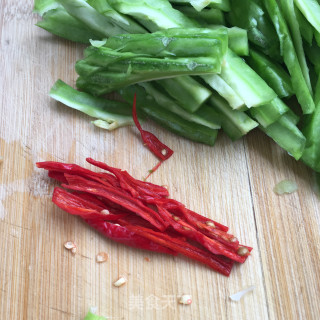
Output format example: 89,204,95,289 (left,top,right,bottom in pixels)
0,2,319,319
